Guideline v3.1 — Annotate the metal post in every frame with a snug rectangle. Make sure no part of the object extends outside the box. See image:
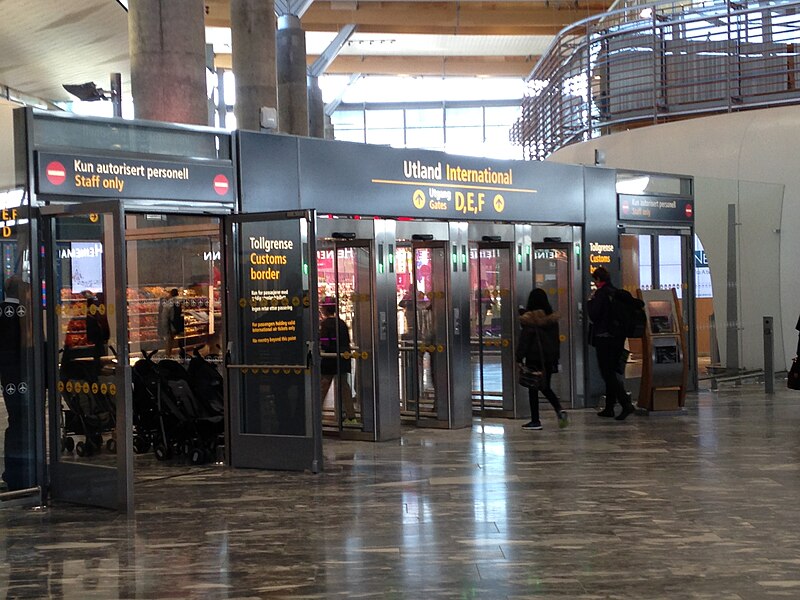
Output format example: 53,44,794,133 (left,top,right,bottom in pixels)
764,316,774,394
217,69,226,129
110,72,122,118
726,204,740,374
